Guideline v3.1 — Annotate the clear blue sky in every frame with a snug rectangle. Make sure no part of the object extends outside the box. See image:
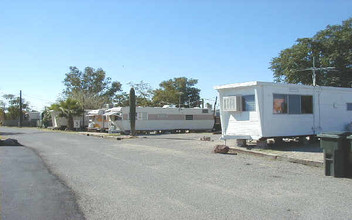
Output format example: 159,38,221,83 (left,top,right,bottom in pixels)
1,0,351,111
